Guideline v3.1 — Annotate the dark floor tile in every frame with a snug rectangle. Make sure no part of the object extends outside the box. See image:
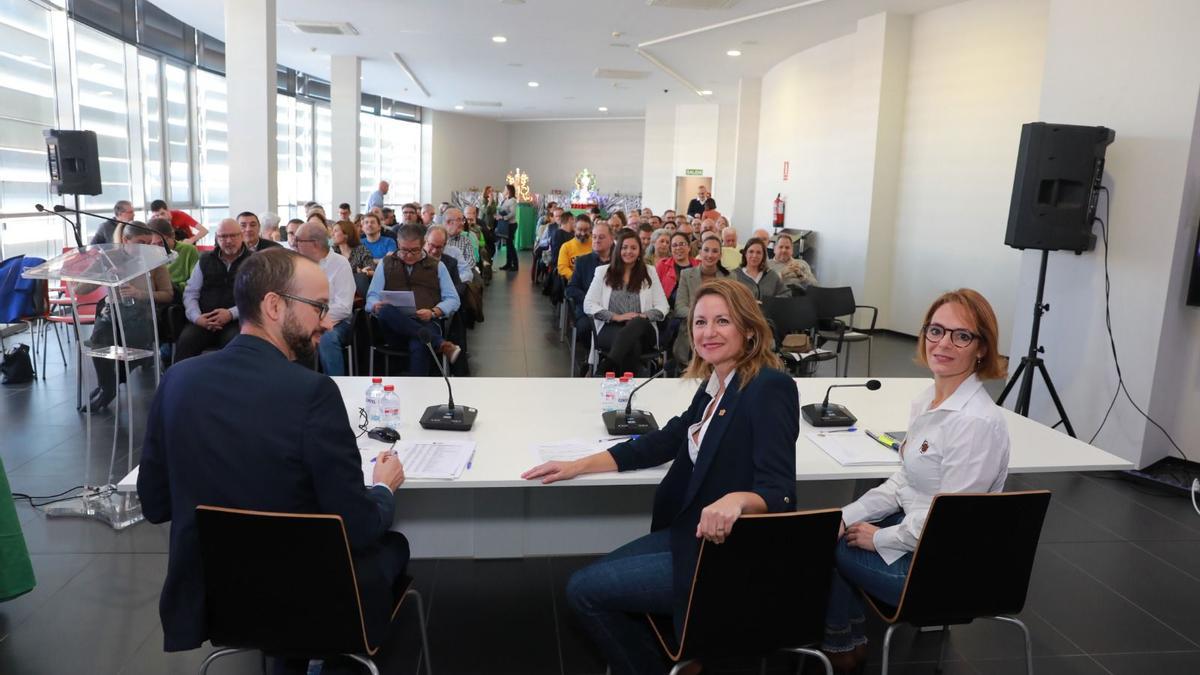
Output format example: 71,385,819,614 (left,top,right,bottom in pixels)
118,631,266,675
1076,472,1200,527
1047,542,1200,646
1136,539,1200,577
970,655,1110,675
1094,651,1200,675
1025,545,1195,653
861,622,968,666
1030,498,1122,544
18,507,169,555
0,554,93,640
860,659,977,675
1010,473,1200,542
0,554,165,674
425,558,561,674
947,611,1081,660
